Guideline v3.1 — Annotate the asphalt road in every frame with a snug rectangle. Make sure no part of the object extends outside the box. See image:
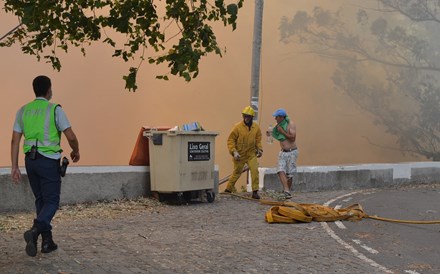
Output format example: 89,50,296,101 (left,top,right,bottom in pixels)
1,183,438,273
324,183,440,274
